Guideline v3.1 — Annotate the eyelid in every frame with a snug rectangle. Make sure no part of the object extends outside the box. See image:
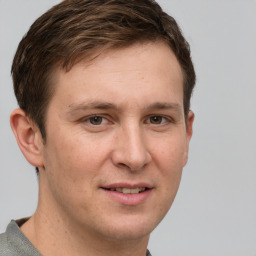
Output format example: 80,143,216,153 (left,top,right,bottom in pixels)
80,114,111,125
144,115,174,125
79,114,175,126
